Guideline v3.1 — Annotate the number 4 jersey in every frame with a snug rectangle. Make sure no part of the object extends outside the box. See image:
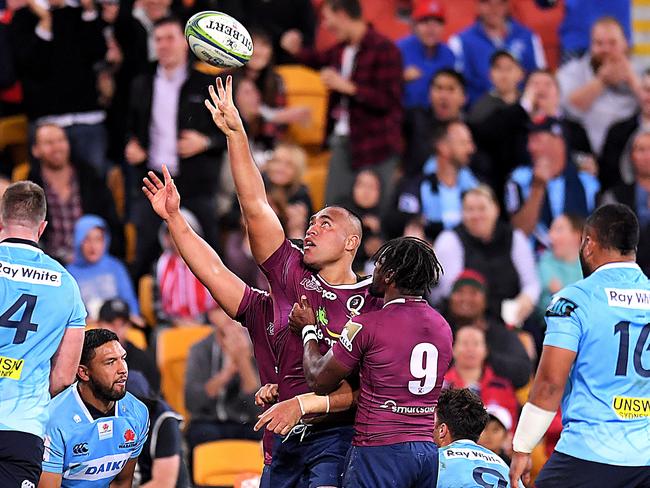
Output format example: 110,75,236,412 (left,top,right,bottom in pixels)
544,262,650,466
331,298,453,446
0,239,86,438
